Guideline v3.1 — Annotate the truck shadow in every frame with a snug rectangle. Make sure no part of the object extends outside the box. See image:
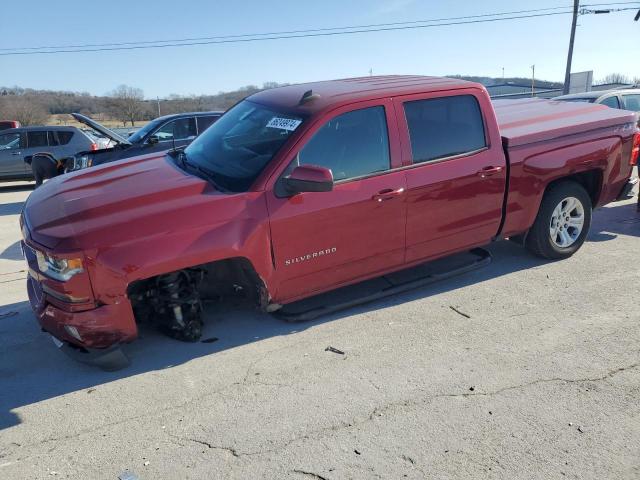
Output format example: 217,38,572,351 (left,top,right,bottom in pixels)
588,202,640,240
0,182,34,194
0,202,25,217
0,240,550,431
1,240,23,260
